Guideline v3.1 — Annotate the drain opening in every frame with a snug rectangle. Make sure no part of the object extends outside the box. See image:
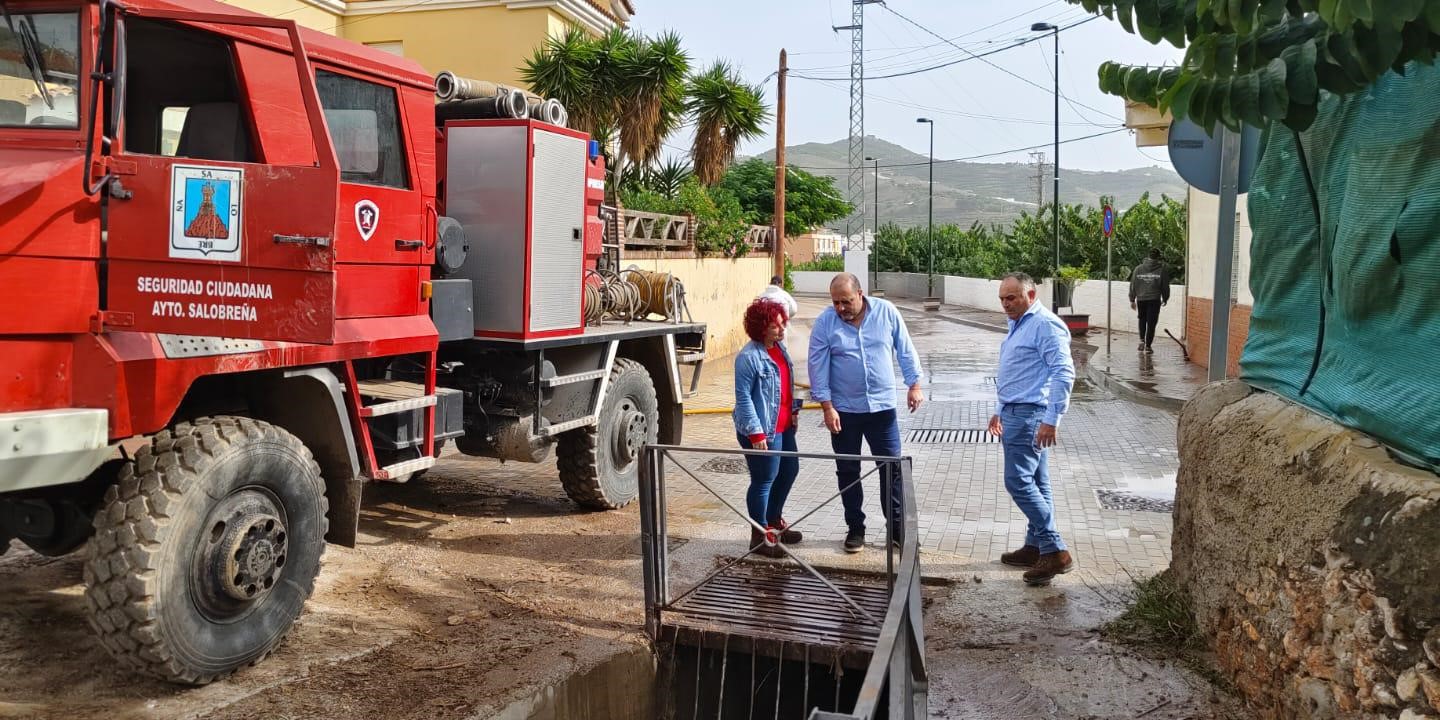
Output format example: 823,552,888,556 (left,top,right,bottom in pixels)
1095,489,1174,514
699,457,749,474
903,428,998,444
